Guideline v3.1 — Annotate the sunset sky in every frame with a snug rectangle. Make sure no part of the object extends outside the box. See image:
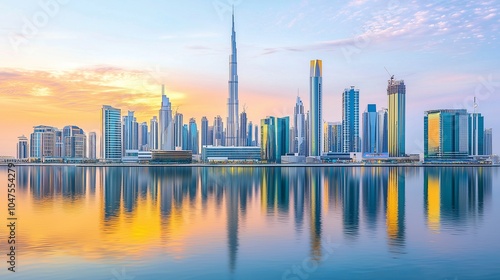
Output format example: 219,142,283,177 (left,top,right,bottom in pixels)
0,0,499,156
